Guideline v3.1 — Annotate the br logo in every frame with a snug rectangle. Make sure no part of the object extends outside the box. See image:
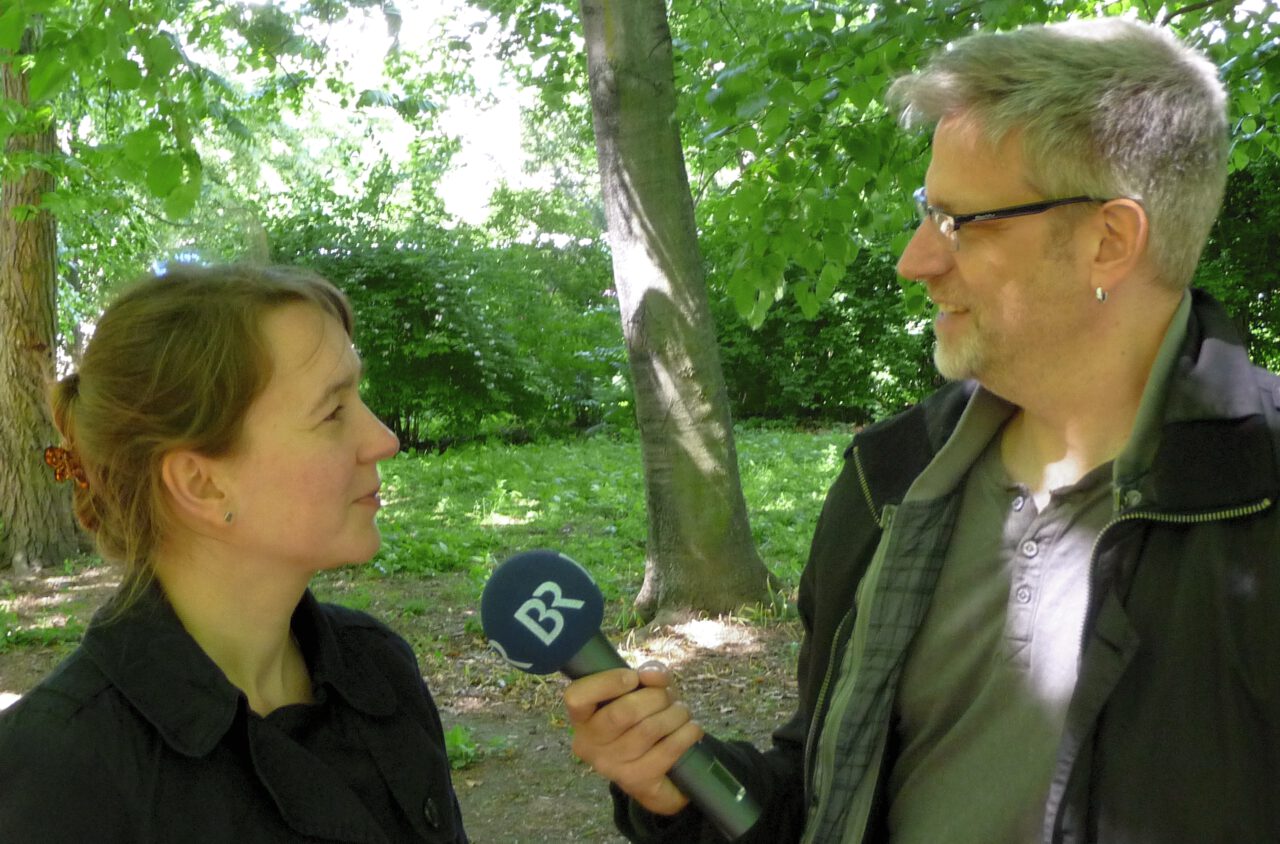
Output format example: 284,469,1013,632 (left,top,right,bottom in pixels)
515,581,585,645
